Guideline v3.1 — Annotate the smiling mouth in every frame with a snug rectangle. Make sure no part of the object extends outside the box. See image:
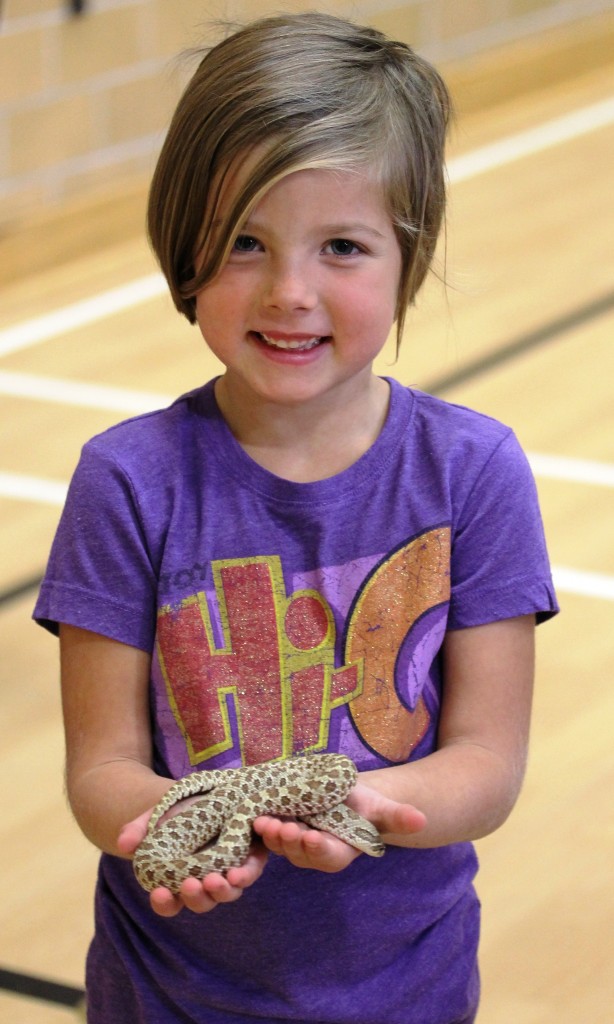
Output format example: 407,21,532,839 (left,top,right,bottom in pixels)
255,331,328,352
